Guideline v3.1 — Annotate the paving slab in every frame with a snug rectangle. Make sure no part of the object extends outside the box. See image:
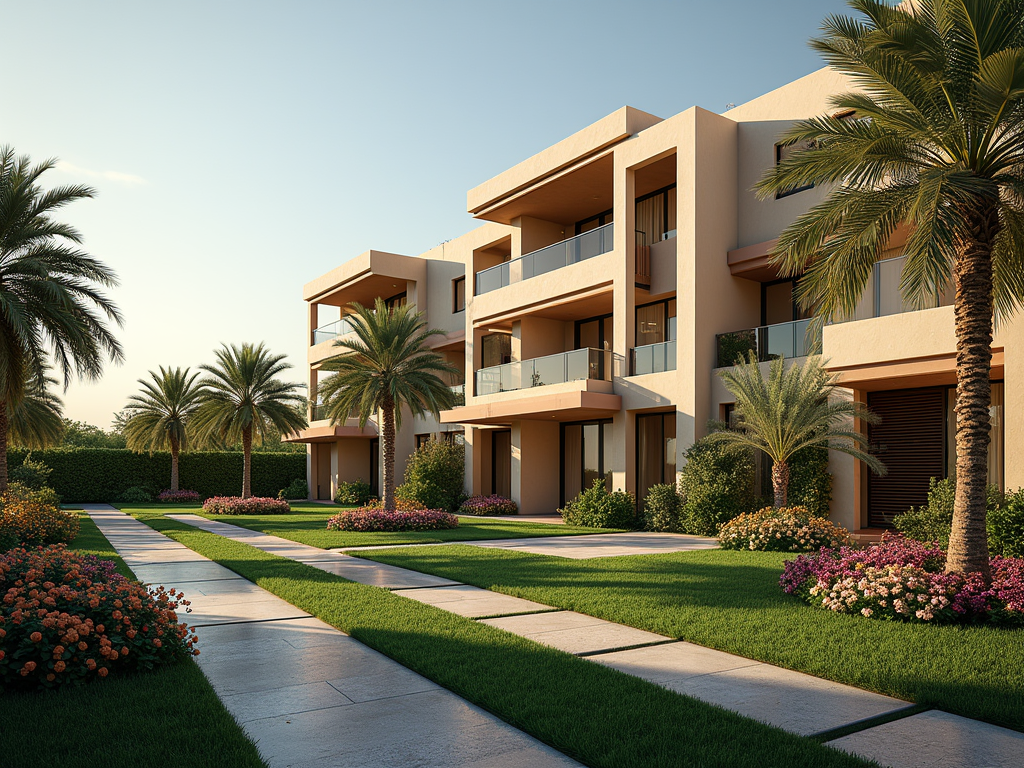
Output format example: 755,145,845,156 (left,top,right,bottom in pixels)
829,709,1024,768
391,584,553,618
594,643,910,736
467,531,718,559
129,559,245,585
480,610,670,655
